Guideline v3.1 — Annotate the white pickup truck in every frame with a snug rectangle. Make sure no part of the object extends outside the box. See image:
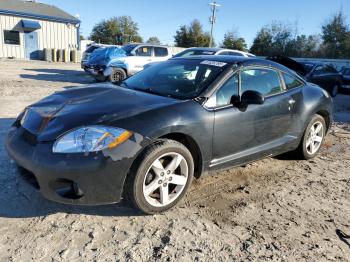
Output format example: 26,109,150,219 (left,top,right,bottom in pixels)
104,44,172,83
